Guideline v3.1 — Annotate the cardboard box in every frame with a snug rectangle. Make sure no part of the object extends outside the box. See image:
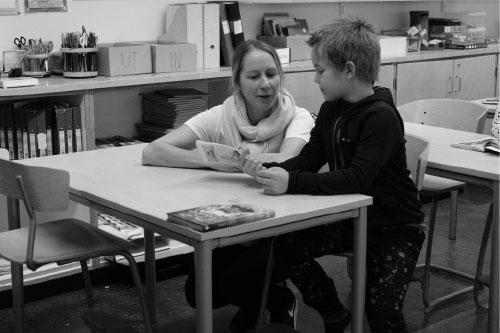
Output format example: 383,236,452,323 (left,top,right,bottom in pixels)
378,36,407,58
151,43,197,73
97,43,152,77
257,35,310,61
275,48,290,64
